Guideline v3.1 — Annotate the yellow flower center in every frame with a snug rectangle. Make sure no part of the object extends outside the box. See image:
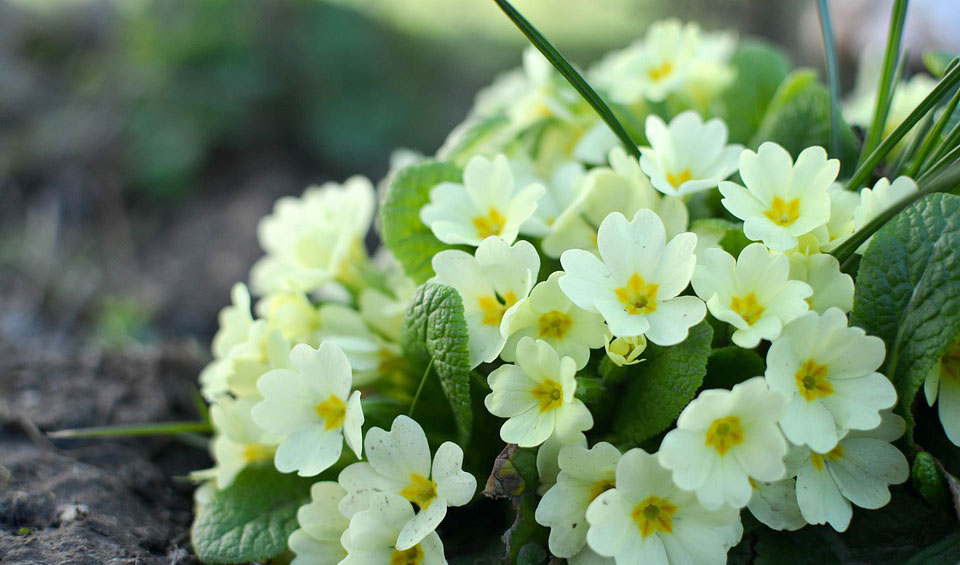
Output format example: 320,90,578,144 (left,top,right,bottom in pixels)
705,416,744,455
531,378,564,413
632,495,677,538
810,445,845,471
795,359,833,401
730,292,765,326
314,395,346,430
478,291,518,326
615,273,659,315
940,341,960,382
473,207,506,239
666,169,693,188
538,311,573,339
763,196,801,227
241,443,273,463
391,544,425,565
648,60,674,82
400,473,438,511
588,479,616,502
